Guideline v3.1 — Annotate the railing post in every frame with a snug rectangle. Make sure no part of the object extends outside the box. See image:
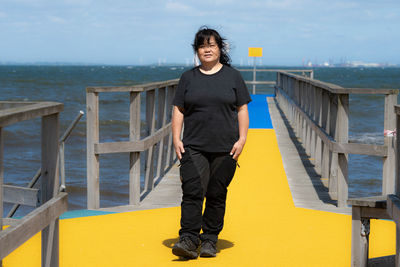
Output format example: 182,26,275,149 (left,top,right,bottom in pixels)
41,113,60,267
382,93,397,195
156,87,167,179
315,88,323,173
0,127,3,267
329,94,338,197
321,91,331,180
310,84,317,161
337,94,349,207
395,107,400,265
129,92,141,205
86,91,100,209
145,90,156,191
166,85,176,166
